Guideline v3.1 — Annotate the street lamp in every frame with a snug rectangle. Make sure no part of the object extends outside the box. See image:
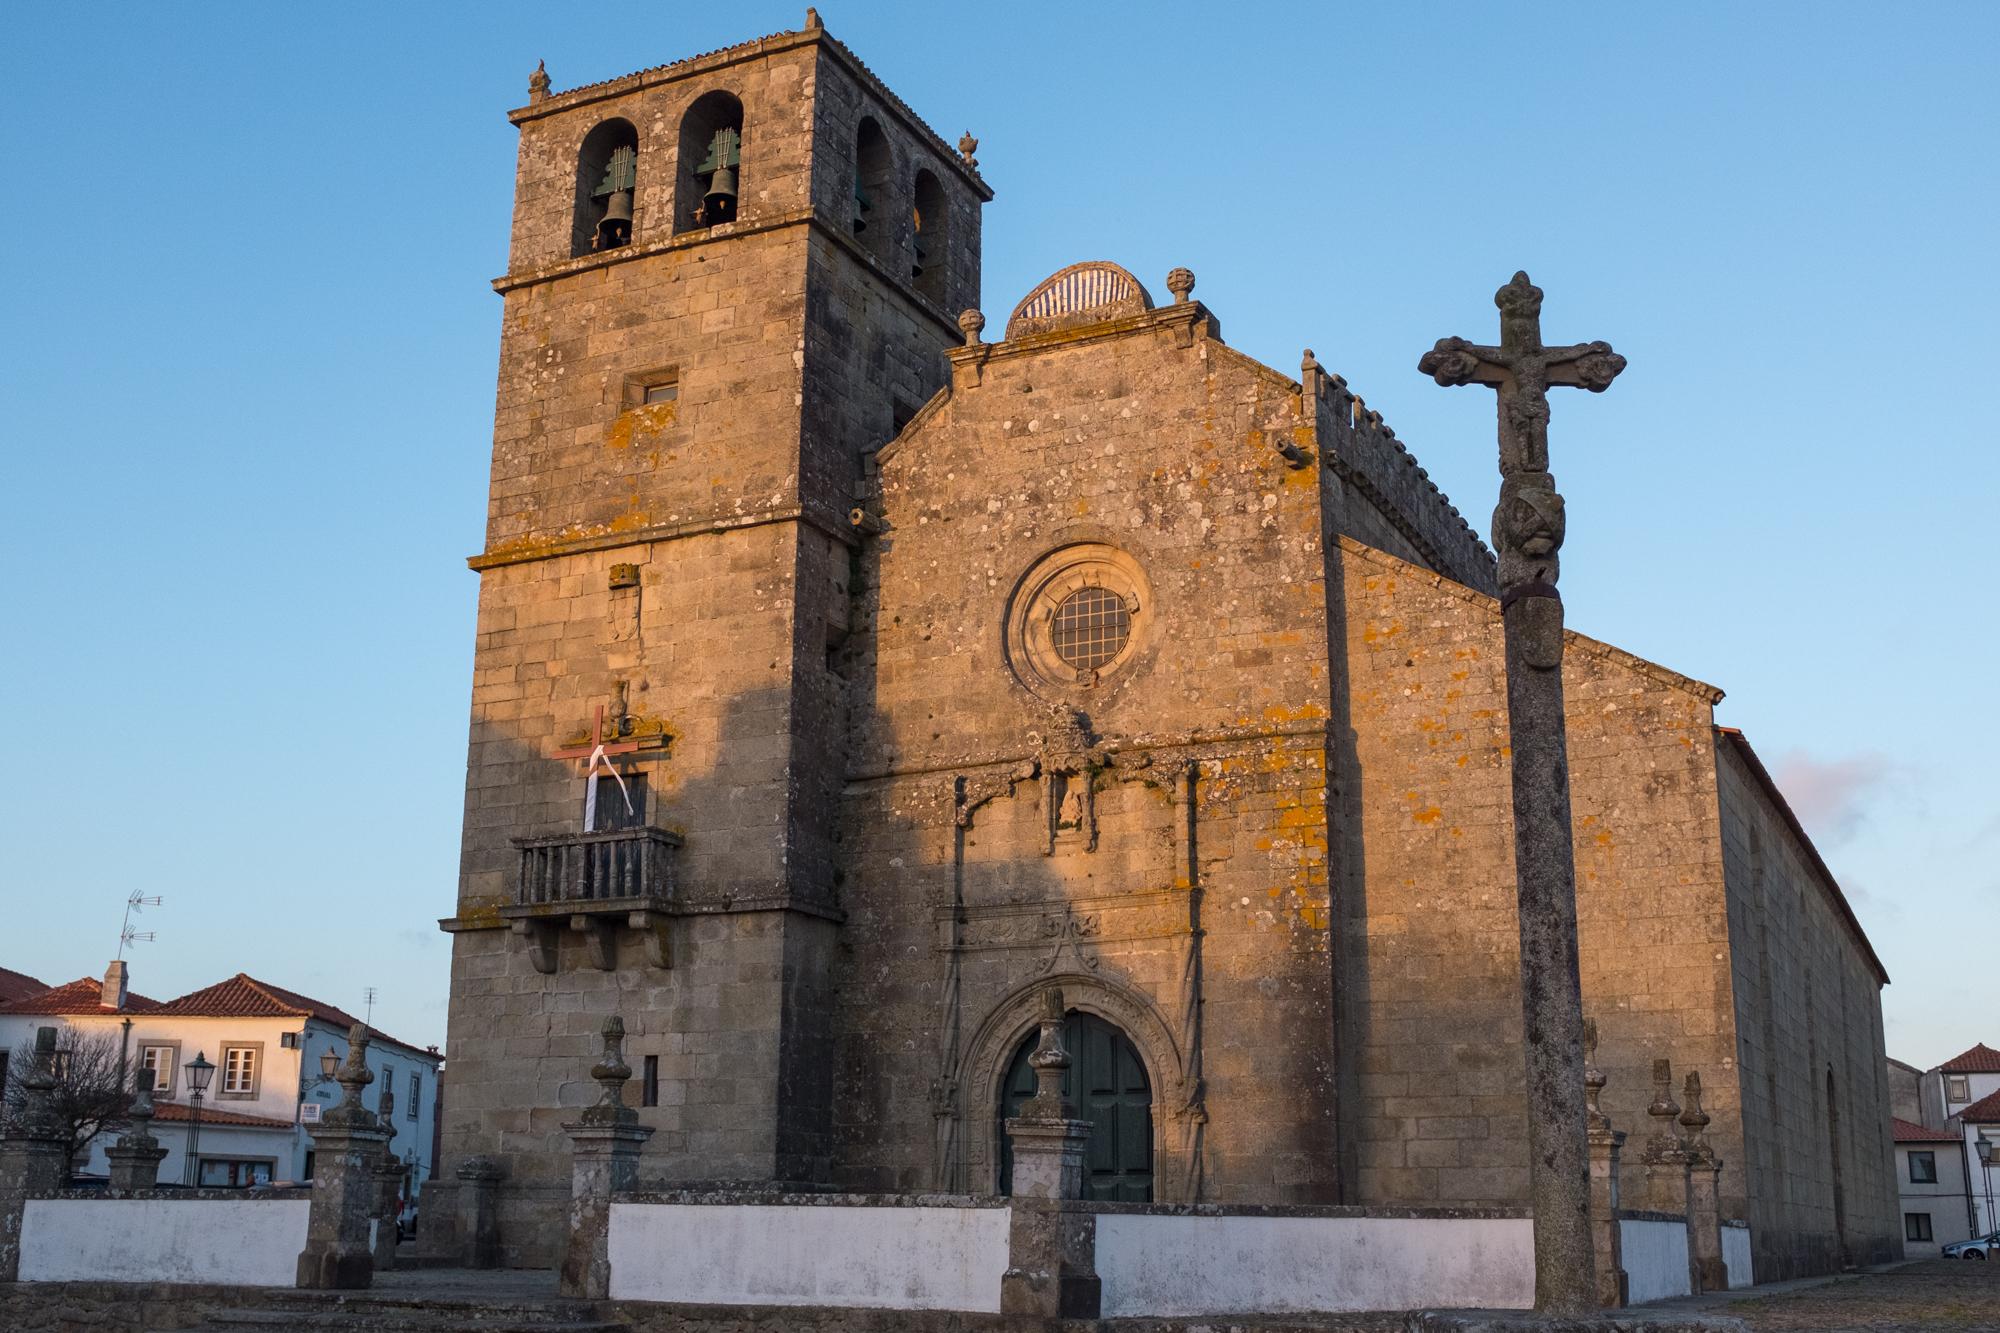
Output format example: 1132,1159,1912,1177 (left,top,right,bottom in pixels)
182,1052,215,1186
1978,1139,1994,1237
